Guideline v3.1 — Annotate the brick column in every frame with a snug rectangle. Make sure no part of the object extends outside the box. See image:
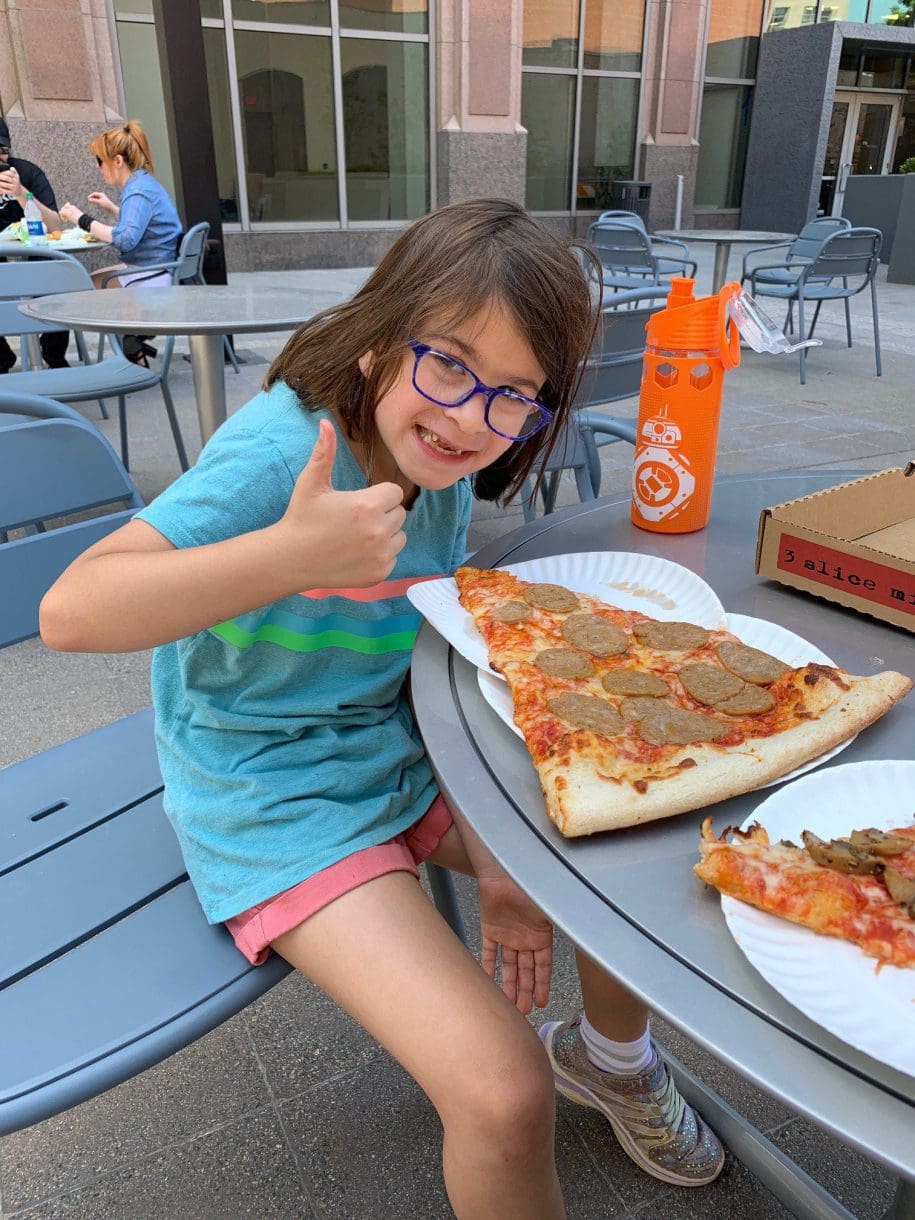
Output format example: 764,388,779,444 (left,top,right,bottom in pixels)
436,0,526,206
638,0,710,227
